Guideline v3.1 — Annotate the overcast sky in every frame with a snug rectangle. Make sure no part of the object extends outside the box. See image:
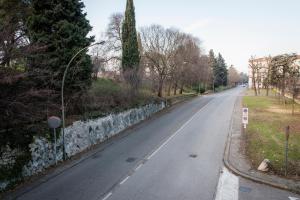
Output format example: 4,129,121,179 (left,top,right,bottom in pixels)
83,0,300,73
